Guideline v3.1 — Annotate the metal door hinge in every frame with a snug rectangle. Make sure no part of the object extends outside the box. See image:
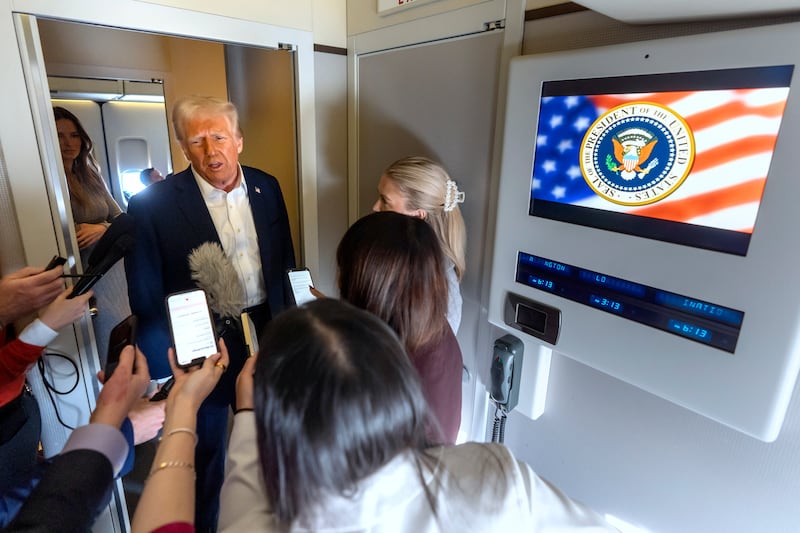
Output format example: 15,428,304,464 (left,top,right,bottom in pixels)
484,19,506,31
